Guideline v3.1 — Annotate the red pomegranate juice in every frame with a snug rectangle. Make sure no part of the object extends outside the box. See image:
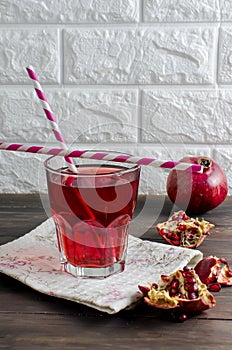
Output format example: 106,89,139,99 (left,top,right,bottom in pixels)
46,164,140,273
